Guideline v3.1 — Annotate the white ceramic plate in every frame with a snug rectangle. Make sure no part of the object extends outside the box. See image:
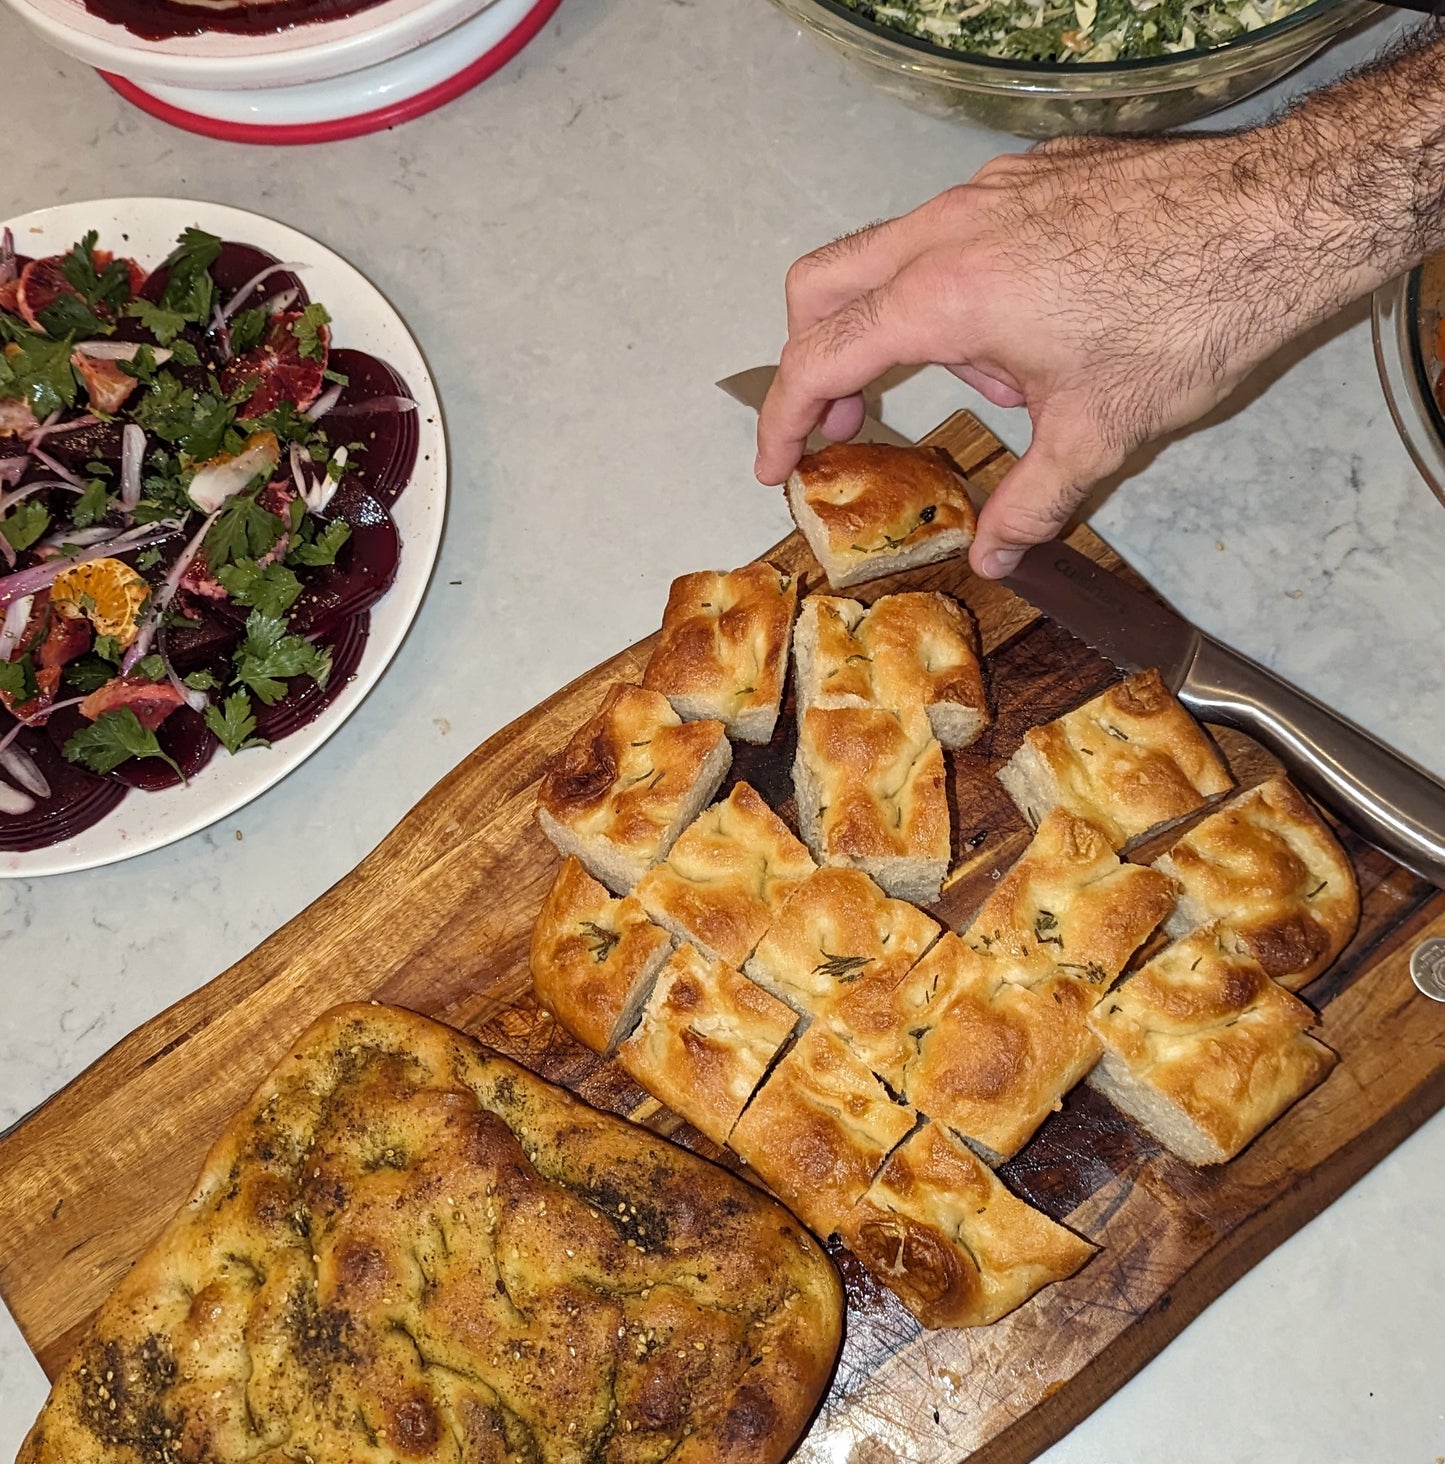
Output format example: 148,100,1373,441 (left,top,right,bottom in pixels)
0,198,447,878
2,0,497,90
